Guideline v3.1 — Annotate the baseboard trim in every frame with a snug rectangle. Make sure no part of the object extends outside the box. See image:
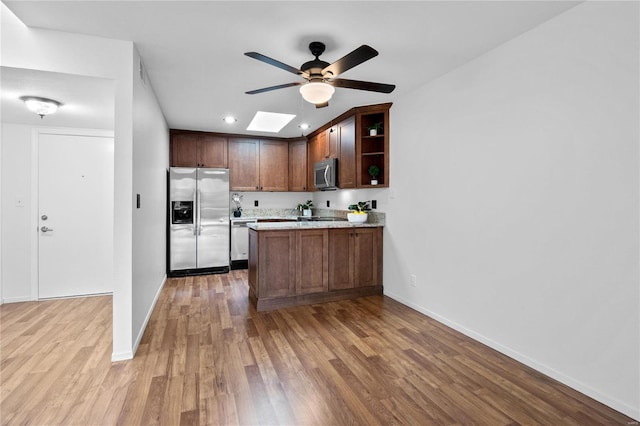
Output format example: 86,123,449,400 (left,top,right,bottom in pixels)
2,296,35,304
111,351,134,362
384,291,639,421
